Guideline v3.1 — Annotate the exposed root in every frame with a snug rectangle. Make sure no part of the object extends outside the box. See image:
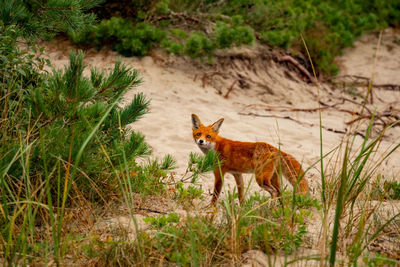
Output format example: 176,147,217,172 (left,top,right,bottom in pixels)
327,75,400,91
224,80,238,98
277,55,316,84
194,71,225,88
